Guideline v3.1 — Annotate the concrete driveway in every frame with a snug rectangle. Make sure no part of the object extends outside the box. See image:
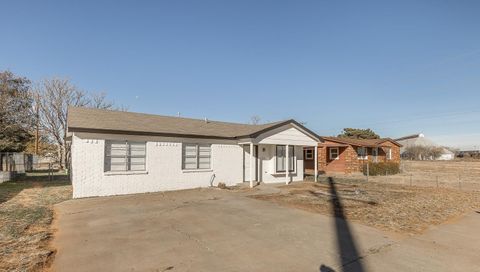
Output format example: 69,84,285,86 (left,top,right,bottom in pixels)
52,186,480,272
